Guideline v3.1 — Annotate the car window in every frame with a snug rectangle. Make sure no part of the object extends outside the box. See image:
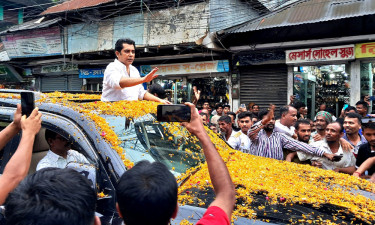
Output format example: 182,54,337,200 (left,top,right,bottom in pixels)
103,114,204,175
